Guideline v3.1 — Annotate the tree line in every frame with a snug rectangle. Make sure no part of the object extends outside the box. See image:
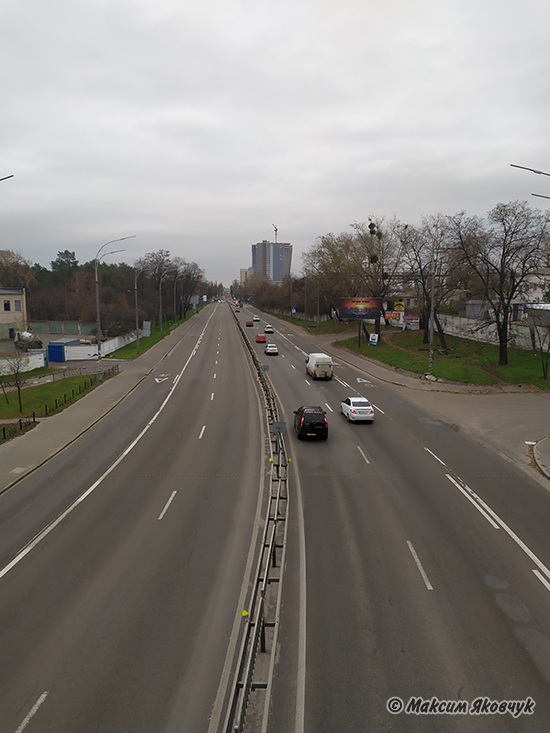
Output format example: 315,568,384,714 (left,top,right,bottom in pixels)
0,248,223,338
233,201,550,366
